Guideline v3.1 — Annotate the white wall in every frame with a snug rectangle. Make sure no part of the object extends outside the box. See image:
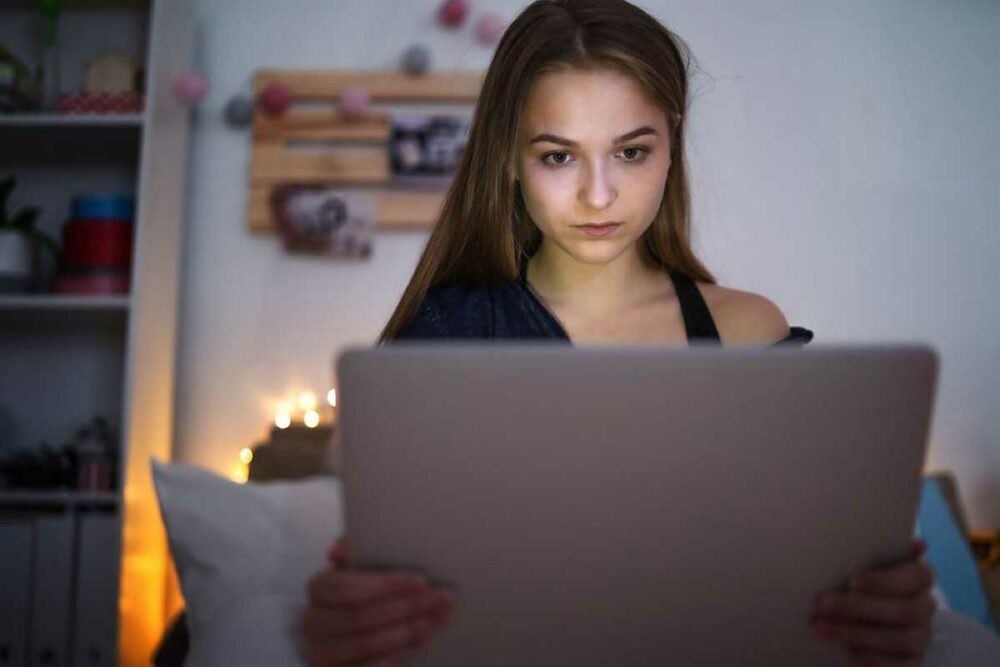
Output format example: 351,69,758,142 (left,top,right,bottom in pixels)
174,0,1000,526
